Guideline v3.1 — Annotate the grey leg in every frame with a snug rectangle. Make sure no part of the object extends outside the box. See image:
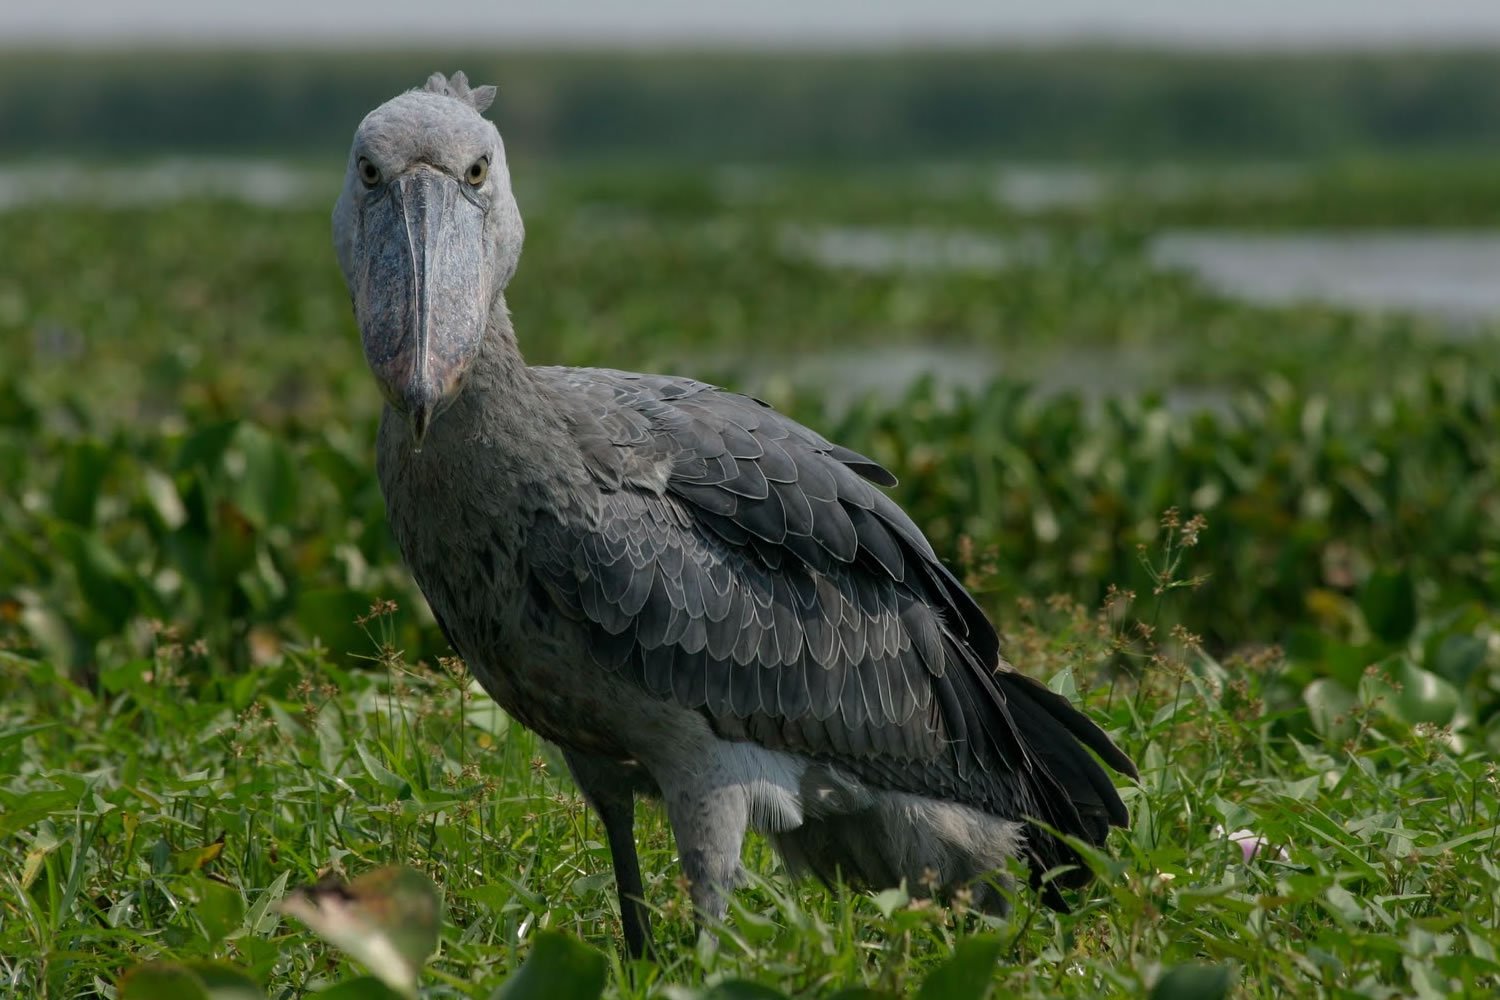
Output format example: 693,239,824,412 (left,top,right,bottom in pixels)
662,783,750,926
564,751,654,959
